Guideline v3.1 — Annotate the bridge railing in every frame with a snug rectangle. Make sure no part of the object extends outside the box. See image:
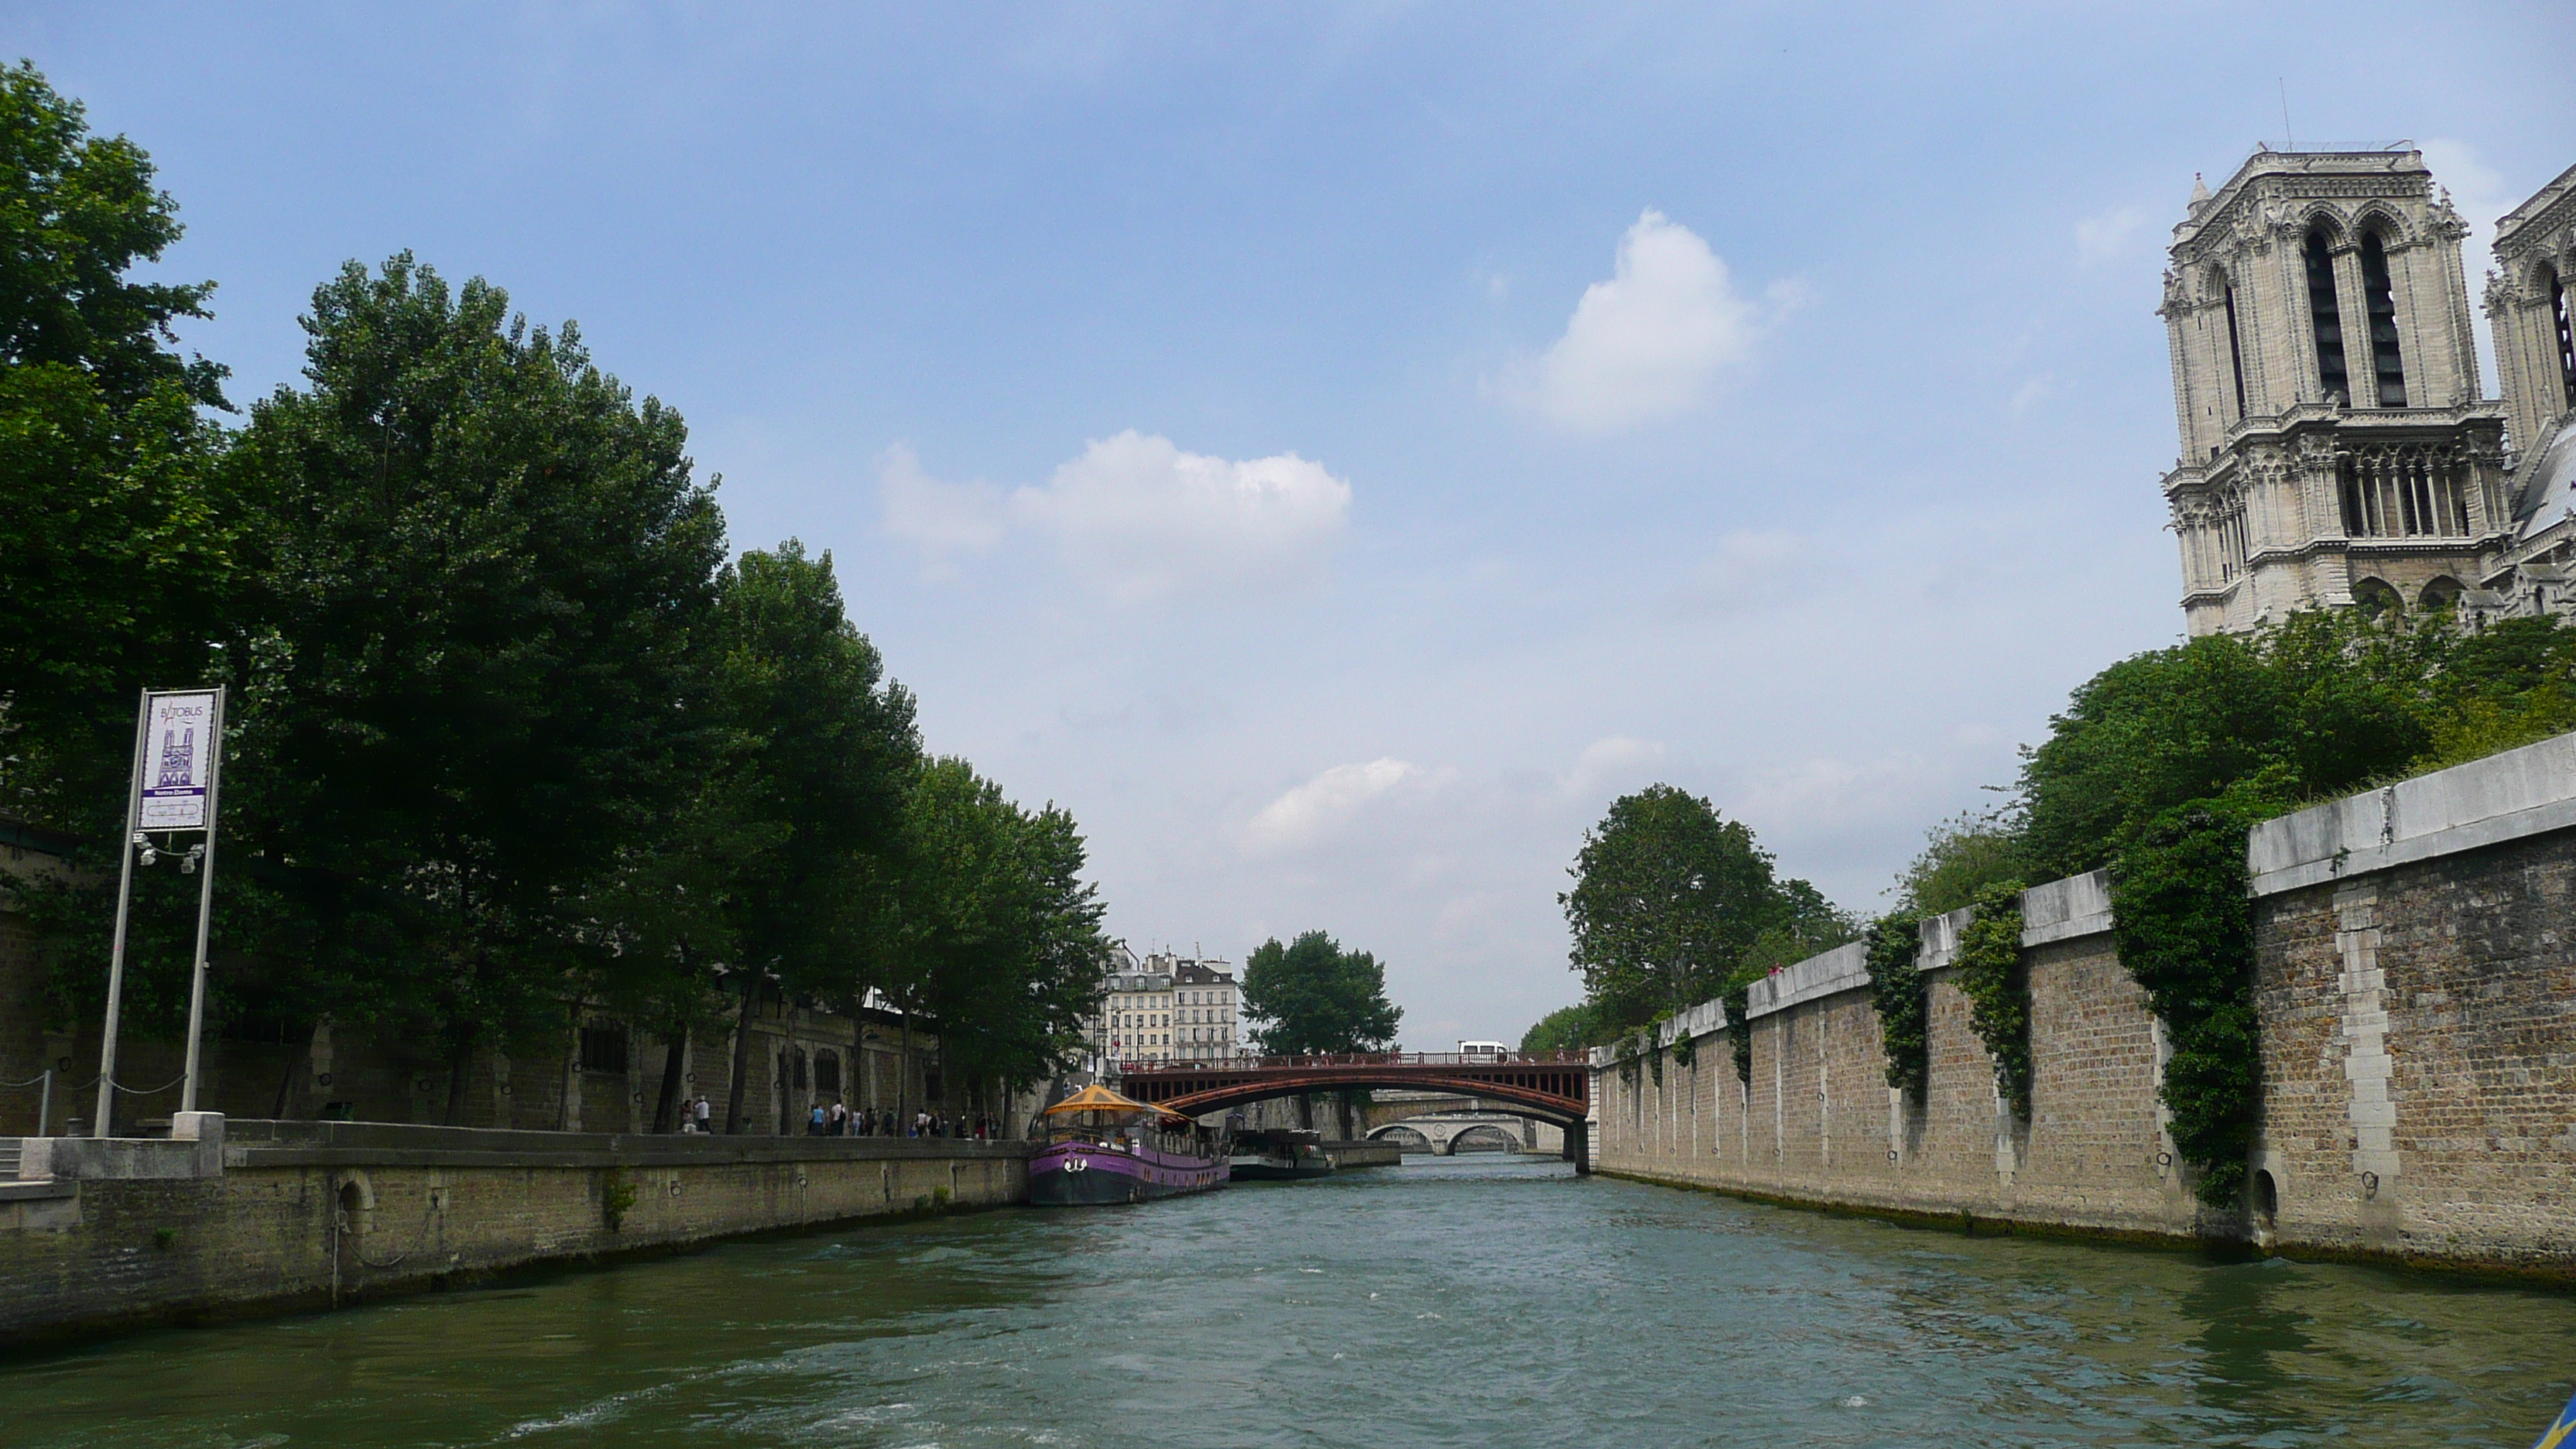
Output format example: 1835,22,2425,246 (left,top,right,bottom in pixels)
1115,1050,1591,1074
